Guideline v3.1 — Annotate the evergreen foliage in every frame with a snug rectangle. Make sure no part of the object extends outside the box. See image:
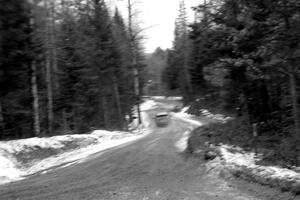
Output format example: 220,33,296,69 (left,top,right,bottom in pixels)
0,0,33,139
186,0,300,164
0,0,142,139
